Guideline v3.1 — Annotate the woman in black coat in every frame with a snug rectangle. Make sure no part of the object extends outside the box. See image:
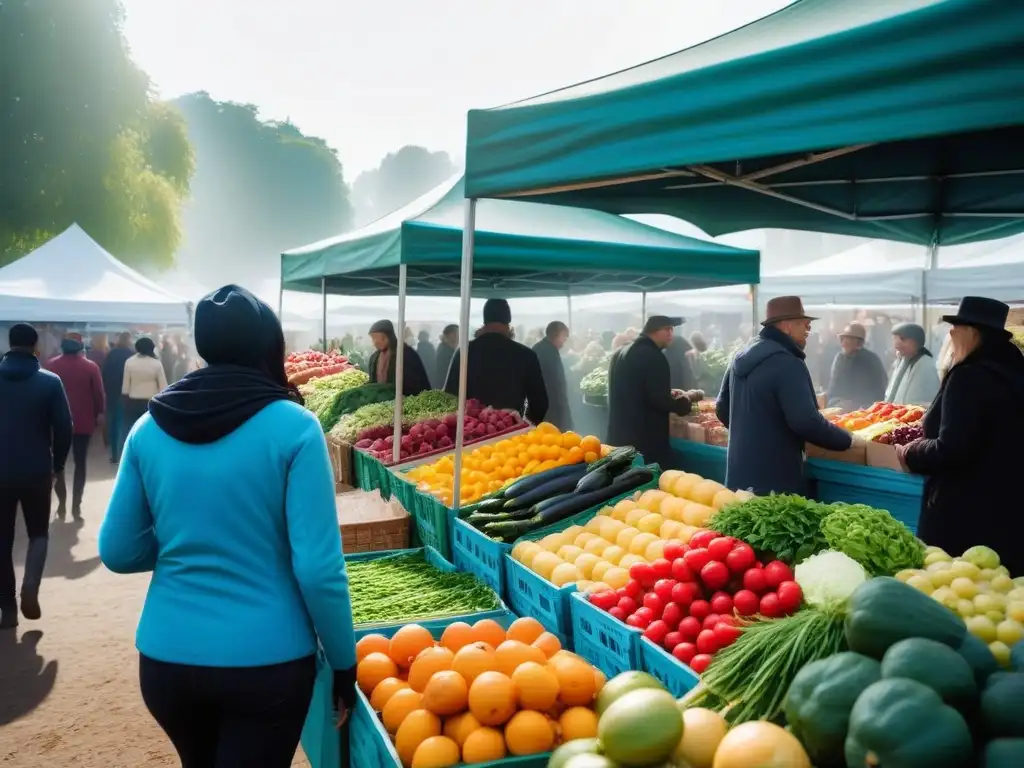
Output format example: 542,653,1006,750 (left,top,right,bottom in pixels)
898,297,1024,575
366,319,431,396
